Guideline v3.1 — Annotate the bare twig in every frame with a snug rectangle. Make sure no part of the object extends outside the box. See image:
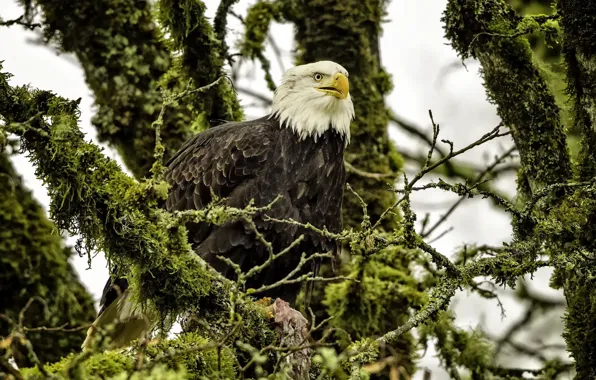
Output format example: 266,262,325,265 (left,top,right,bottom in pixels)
421,146,517,238
345,161,394,180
